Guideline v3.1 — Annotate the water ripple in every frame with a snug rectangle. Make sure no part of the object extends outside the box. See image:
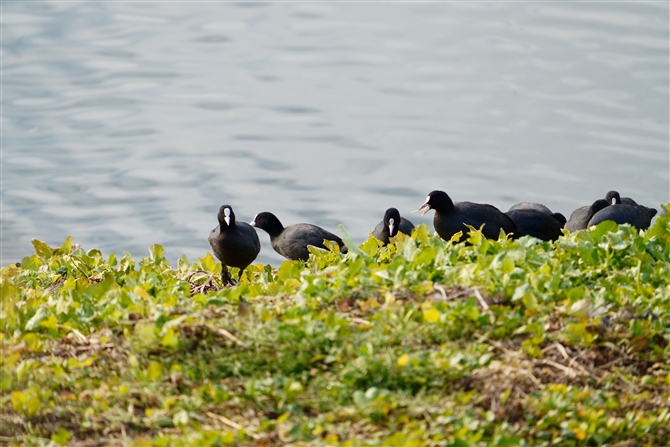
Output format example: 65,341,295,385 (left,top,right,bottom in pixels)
3,1,667,266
